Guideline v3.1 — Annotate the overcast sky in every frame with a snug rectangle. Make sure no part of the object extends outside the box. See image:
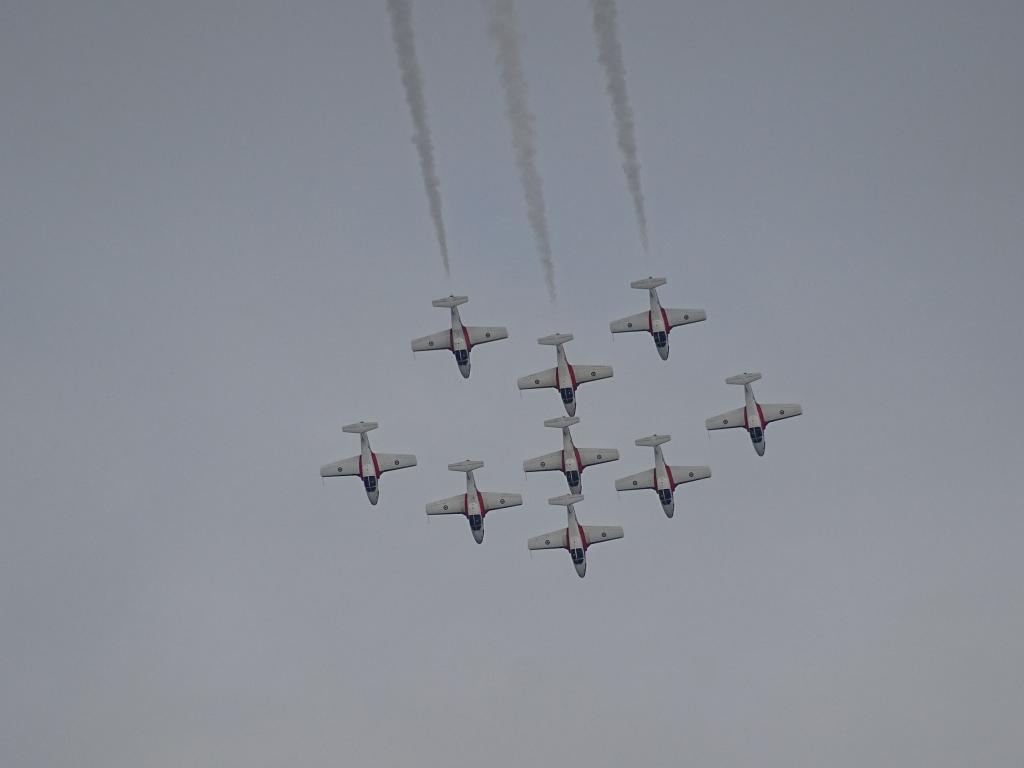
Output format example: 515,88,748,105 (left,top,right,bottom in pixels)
2,1,1023,766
